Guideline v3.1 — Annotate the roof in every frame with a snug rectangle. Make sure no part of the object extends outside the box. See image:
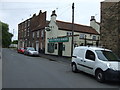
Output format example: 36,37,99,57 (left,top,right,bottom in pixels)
75,46,111,51
56,20,99,35
32,20,99,35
